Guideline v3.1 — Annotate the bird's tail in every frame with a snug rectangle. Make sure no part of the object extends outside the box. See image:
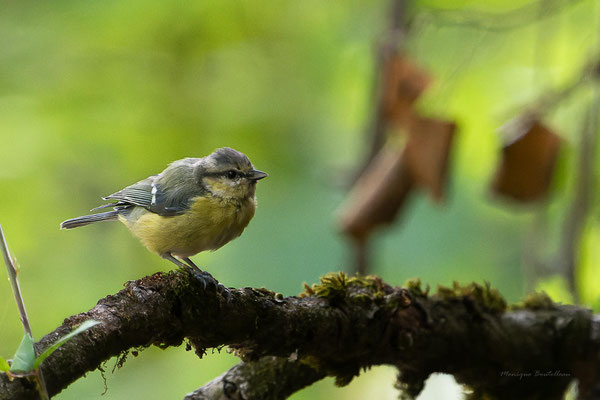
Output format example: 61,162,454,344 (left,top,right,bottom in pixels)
60,210,120,229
